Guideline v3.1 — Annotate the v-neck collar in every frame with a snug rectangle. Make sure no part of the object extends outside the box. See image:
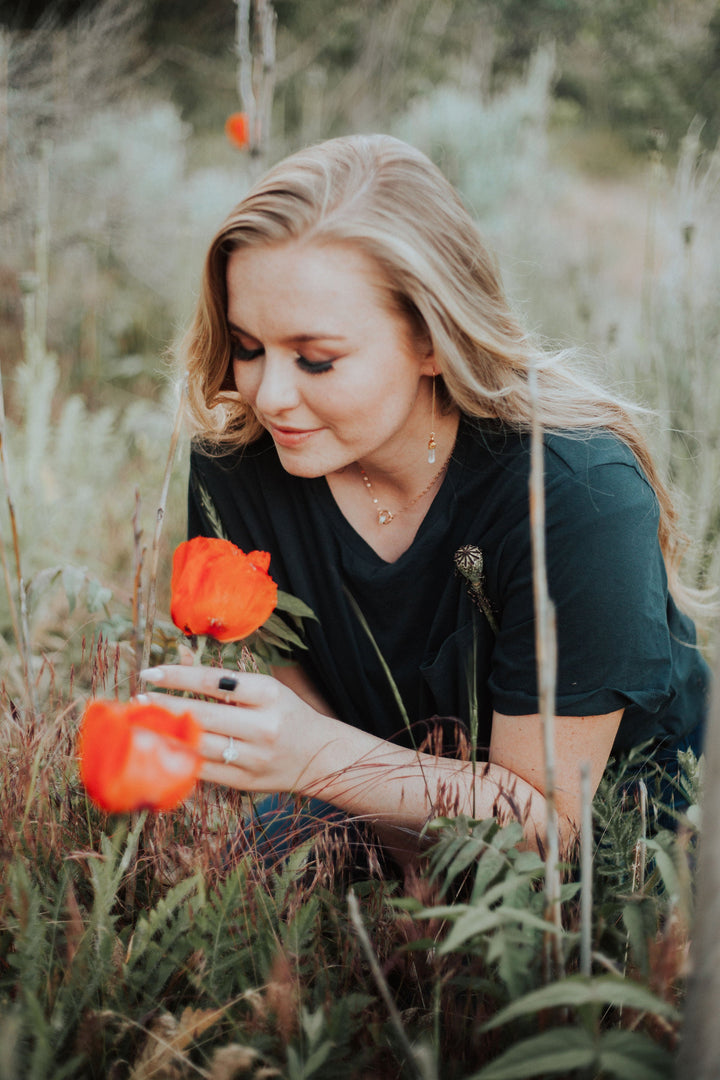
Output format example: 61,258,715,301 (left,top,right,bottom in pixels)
310,417,472,571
